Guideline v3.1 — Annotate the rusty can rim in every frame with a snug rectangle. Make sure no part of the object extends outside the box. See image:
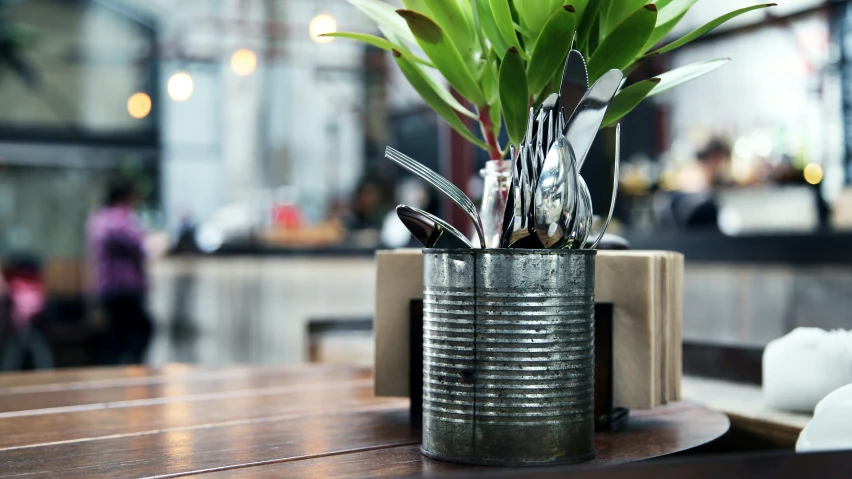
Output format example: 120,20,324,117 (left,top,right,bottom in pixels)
422,248,597,256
